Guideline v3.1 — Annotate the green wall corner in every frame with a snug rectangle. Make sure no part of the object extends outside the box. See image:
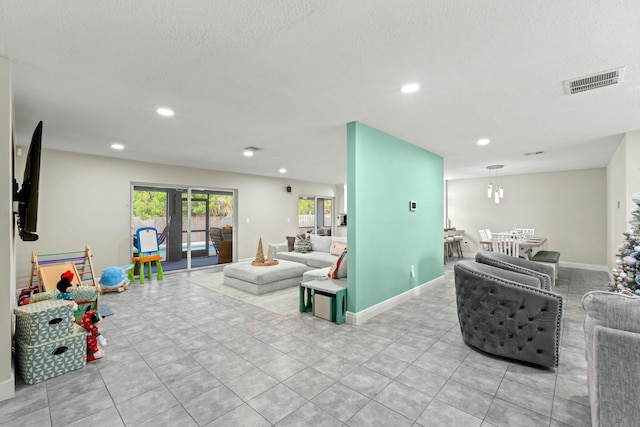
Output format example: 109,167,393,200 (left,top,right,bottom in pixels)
347,121,444,314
